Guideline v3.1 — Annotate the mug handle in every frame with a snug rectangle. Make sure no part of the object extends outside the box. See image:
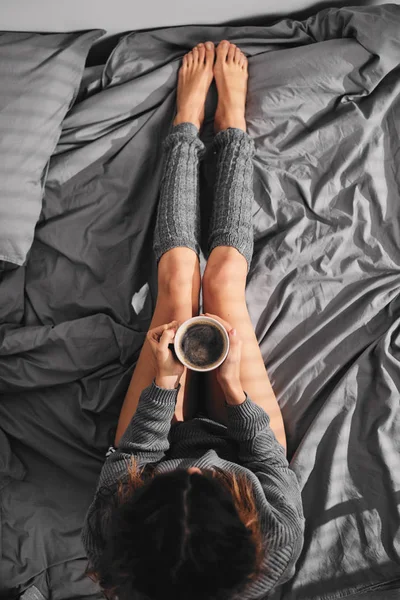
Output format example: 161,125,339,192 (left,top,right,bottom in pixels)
168,342,180,361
